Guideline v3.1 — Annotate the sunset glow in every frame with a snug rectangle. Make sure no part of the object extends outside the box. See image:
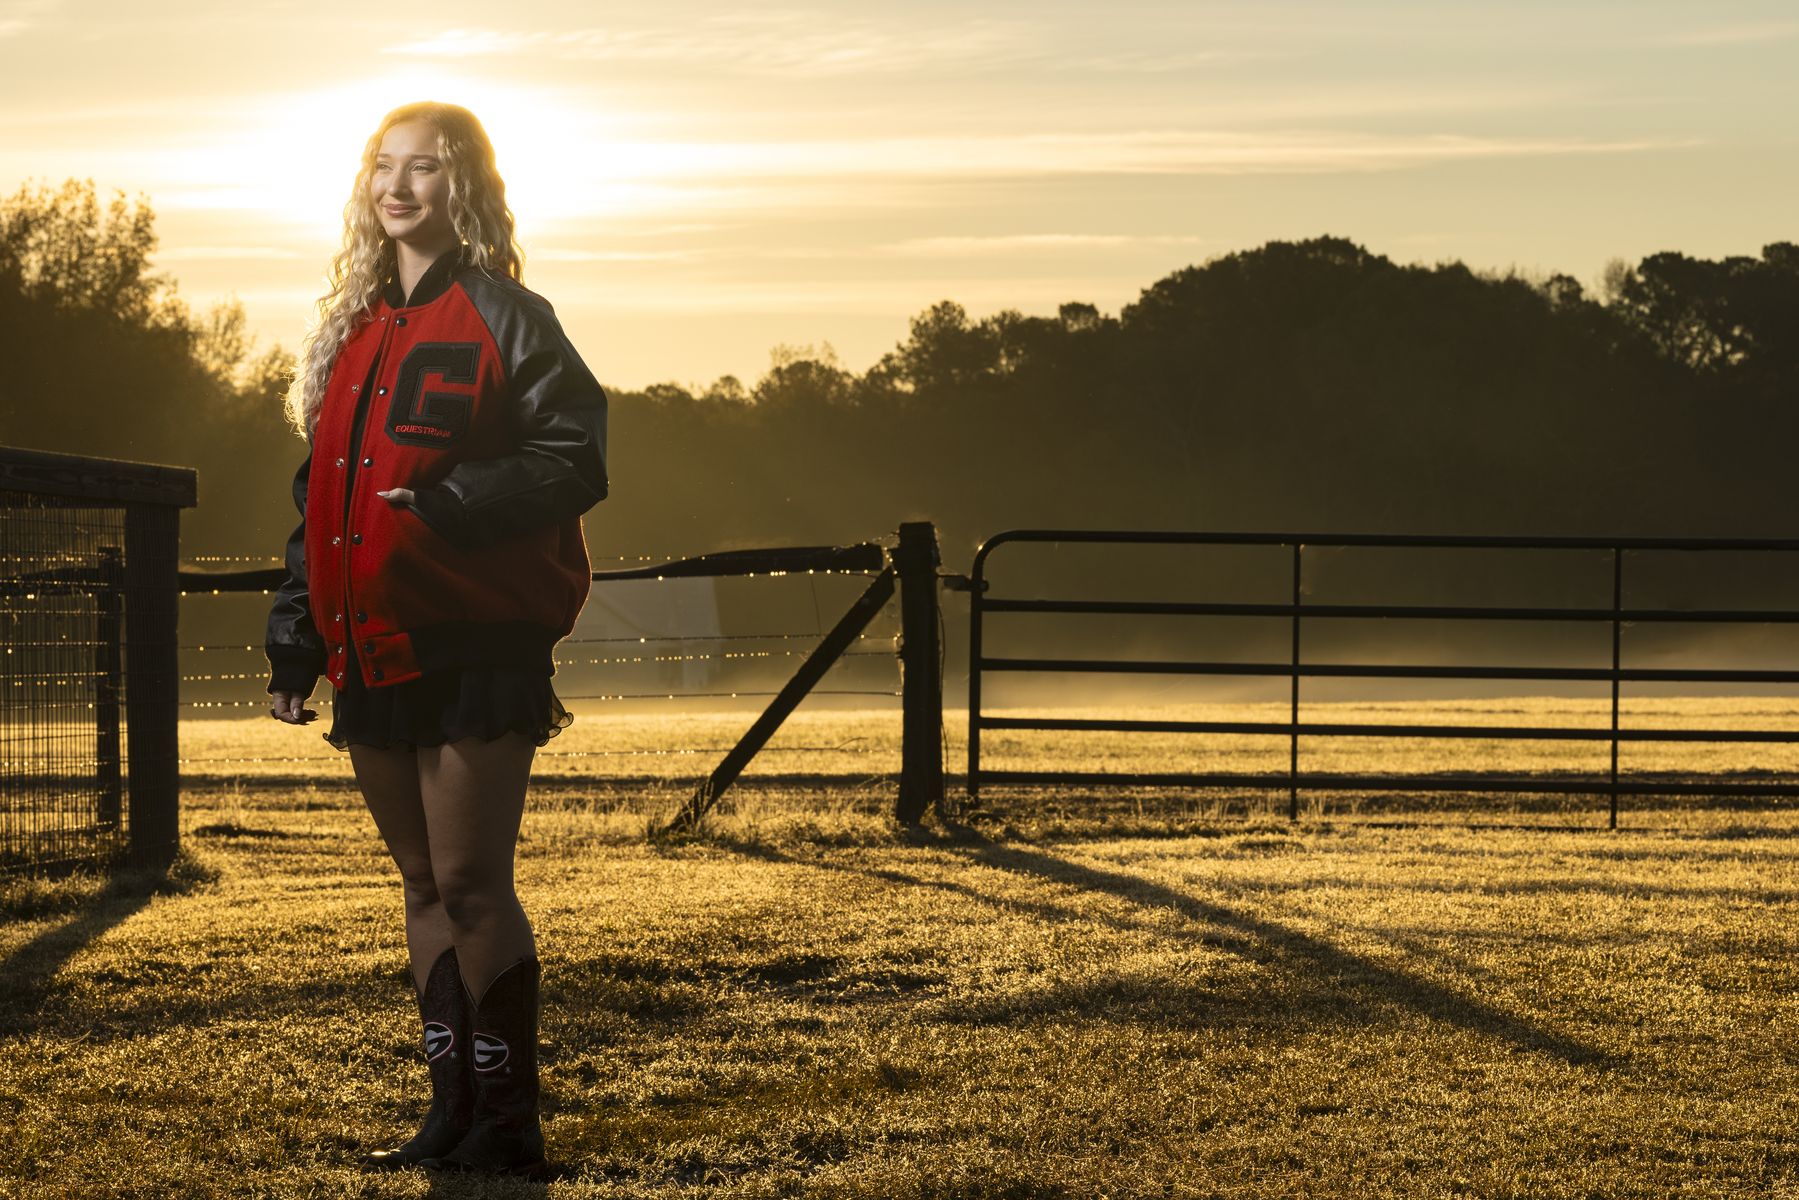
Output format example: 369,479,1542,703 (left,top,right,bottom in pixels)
1,1,1793,390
